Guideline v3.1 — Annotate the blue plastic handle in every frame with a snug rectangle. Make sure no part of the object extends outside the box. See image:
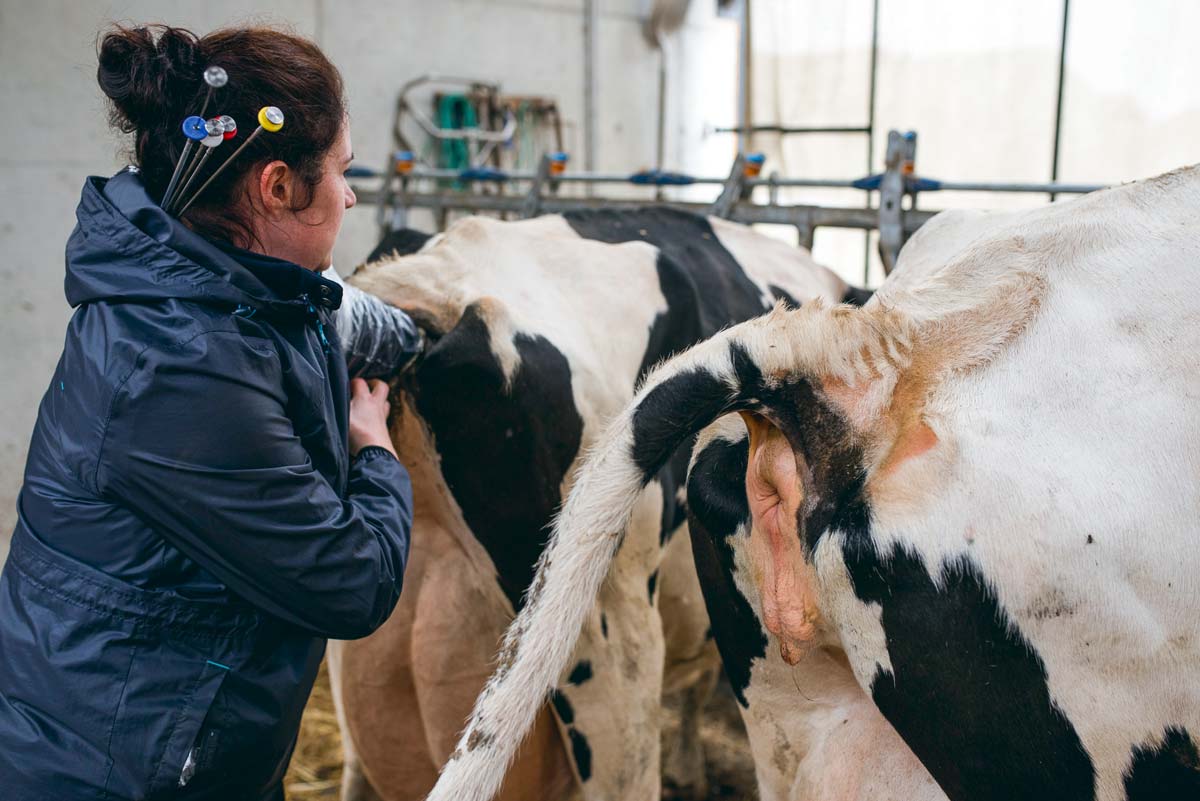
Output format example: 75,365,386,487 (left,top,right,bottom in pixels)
458,167,508,182
181,116,207,141
851,173,883,190
629,170,694,186
851,173,942,192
